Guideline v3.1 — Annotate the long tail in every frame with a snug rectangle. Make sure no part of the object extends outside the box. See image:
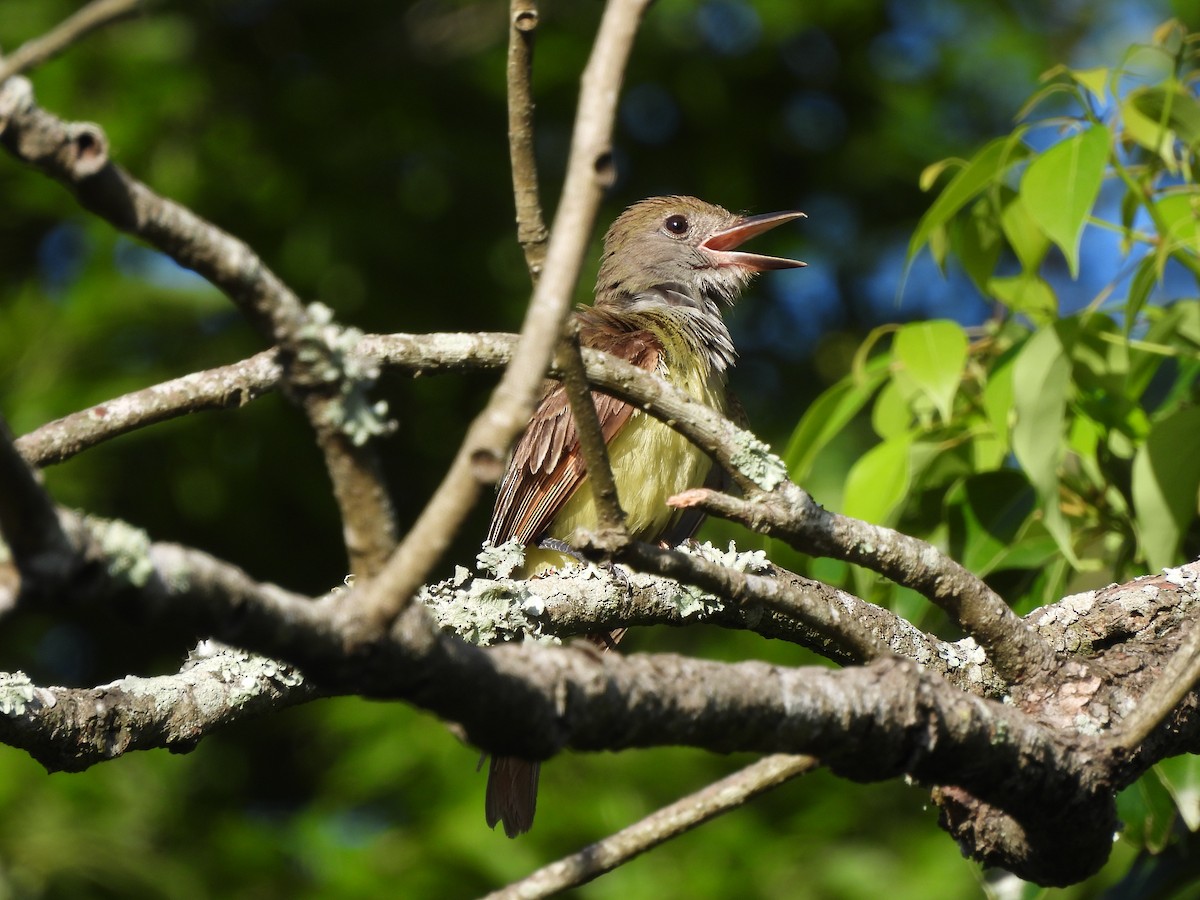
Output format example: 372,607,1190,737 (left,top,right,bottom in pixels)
485,756,541,838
